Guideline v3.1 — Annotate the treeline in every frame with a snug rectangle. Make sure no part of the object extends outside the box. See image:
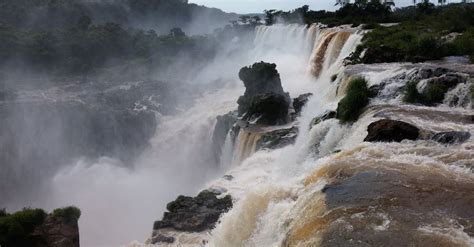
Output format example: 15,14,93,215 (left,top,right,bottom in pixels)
0,20,217,79
0,0,237,33
264,1,474,64
0,0,243,82
346,3,474,64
